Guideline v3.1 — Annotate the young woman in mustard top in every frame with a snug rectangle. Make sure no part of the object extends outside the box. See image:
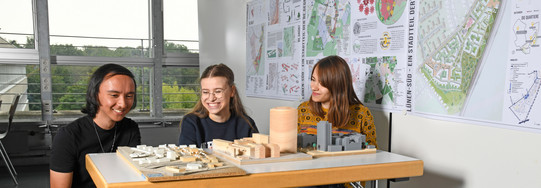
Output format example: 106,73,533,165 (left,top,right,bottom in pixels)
297,55,377,147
